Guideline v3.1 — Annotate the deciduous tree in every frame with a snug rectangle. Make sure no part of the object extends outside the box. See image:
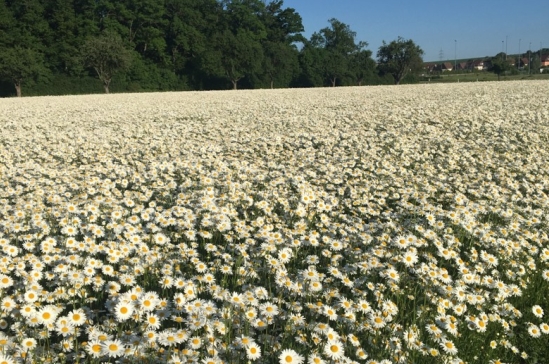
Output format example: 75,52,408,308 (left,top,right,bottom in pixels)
349,44,376,86
377,36,424,85
81,32,132,93
319,18,359,87
260,0,303,88
490,53,511,80
205,0,266,89
0,46,47,97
